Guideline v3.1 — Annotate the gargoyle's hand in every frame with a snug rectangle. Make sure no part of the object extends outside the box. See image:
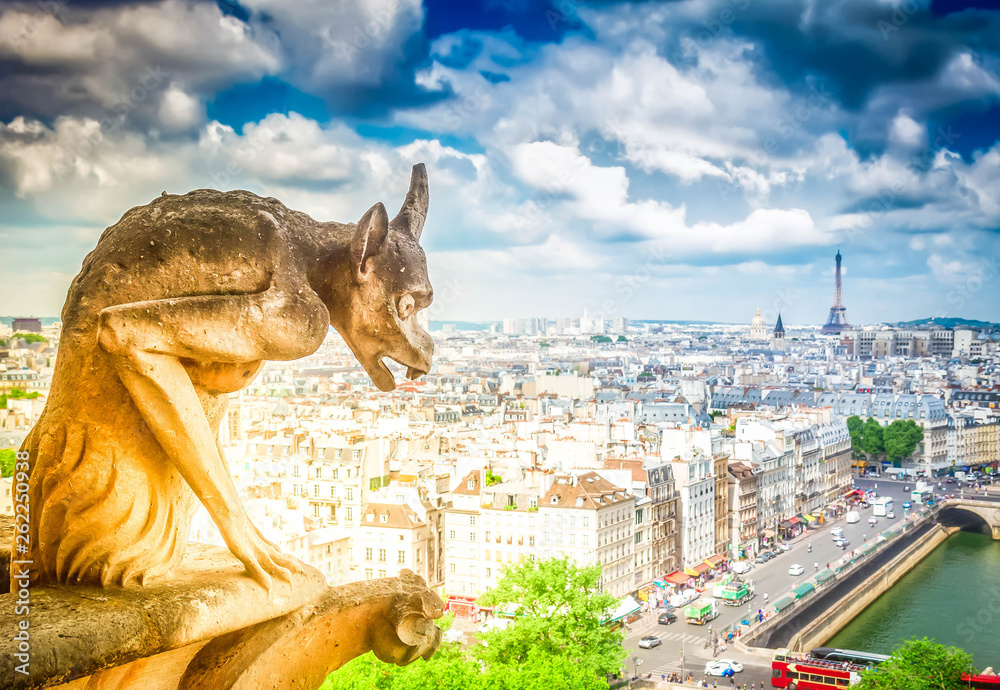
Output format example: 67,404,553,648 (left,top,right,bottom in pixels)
370,570,445,666
224,523,306,590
